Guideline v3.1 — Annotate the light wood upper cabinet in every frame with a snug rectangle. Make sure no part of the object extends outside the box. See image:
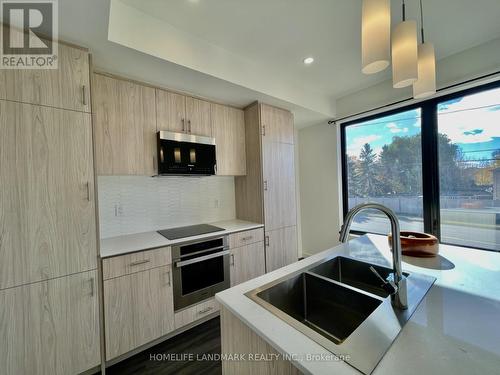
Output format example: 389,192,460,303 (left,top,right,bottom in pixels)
186,96,212,136
260,103,294,144
212,103,246,176
156,89,212,136
230,241,266,287
0,42,91,113
104,265,175,360
93,74,157,175
262,142,297,231
0,100,97,290
0,271,100,375
156,89,186,133
265,226,298,272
